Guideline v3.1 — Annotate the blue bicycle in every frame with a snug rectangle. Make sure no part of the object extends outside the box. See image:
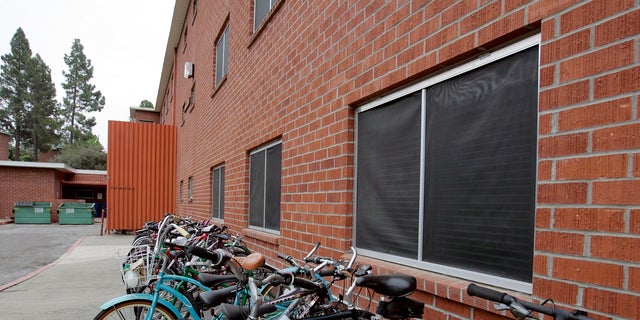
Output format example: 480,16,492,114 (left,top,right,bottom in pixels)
94,221,260,320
